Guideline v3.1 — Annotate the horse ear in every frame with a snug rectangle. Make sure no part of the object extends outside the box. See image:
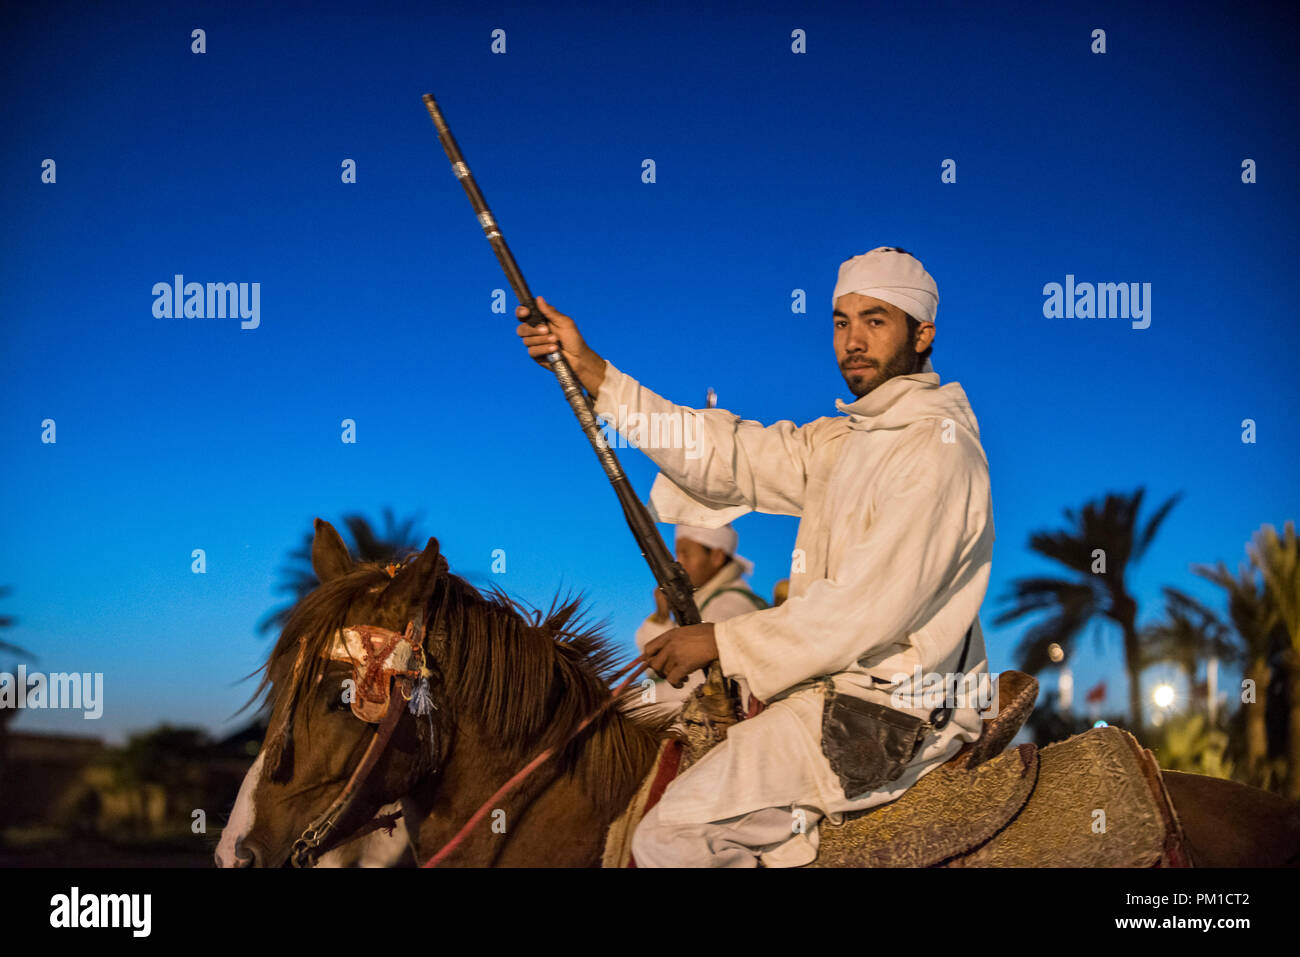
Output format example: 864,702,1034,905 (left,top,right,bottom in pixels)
387,537,444,607
311,518,353,583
